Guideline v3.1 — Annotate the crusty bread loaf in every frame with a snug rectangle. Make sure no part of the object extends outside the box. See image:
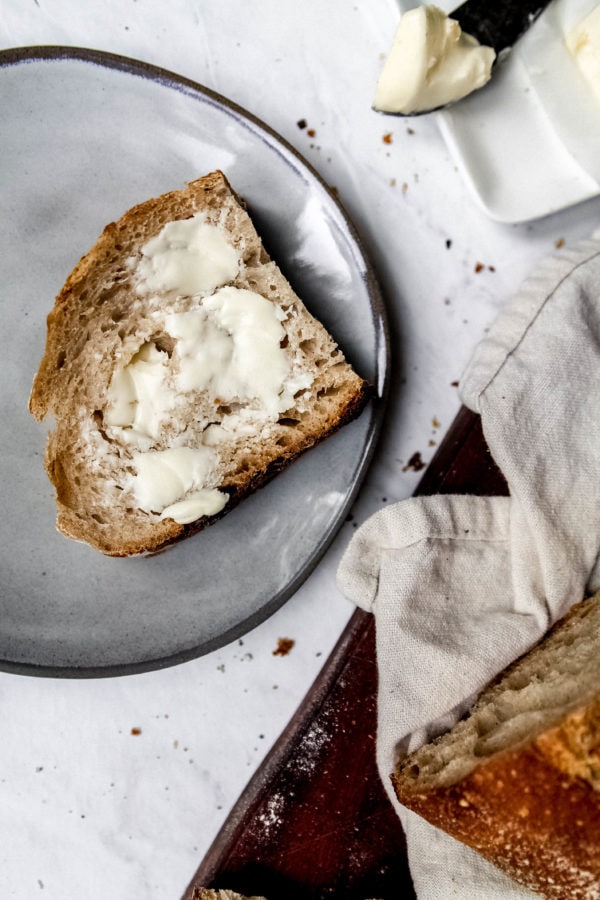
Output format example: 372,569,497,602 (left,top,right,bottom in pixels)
29,170,368,556
191,890,266,900
392,589,600,899
190,890,382,899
